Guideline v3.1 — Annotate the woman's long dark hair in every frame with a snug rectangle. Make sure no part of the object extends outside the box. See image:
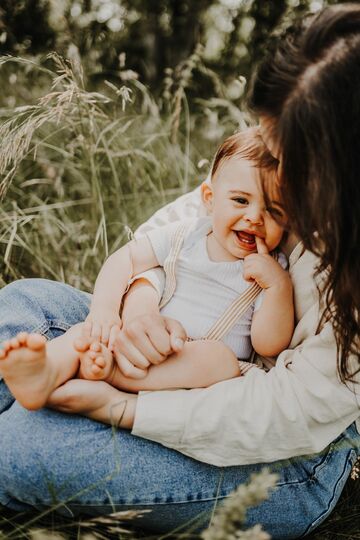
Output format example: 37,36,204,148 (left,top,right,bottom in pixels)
248,4,360,382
